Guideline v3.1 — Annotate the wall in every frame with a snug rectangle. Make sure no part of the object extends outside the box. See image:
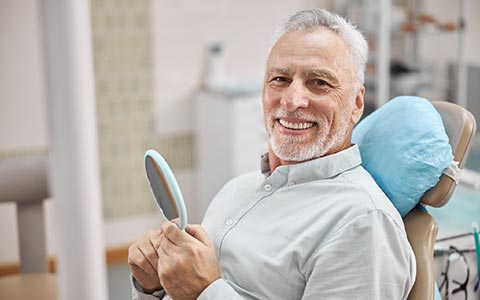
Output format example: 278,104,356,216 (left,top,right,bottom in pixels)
152,0,316,134
1,0,478,251
0,0,332,220
0,0,48,155
0,0,331,265
2,0,477,221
